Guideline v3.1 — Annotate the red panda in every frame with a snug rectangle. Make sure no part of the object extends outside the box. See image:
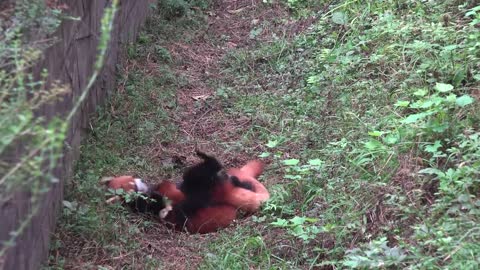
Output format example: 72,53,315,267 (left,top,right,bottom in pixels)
181,205,237,234
101,175,149,193
172,151,269,232
101,151,269,234
101,174,235,233
101,175,148,205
